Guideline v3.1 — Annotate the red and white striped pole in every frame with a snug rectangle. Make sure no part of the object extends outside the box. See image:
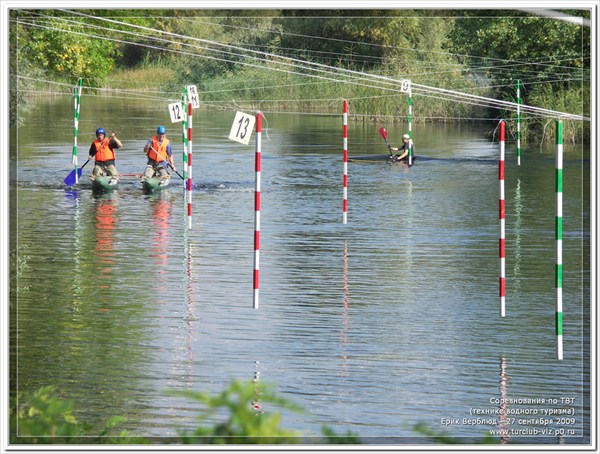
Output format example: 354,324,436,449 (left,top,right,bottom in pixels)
253,112,263,309
182,90,188,192
499,120,506,317
187,102,193,229
342,100,348,224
